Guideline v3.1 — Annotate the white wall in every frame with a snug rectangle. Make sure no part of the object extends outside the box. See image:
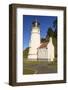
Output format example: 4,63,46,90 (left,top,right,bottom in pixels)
0,0,68,90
